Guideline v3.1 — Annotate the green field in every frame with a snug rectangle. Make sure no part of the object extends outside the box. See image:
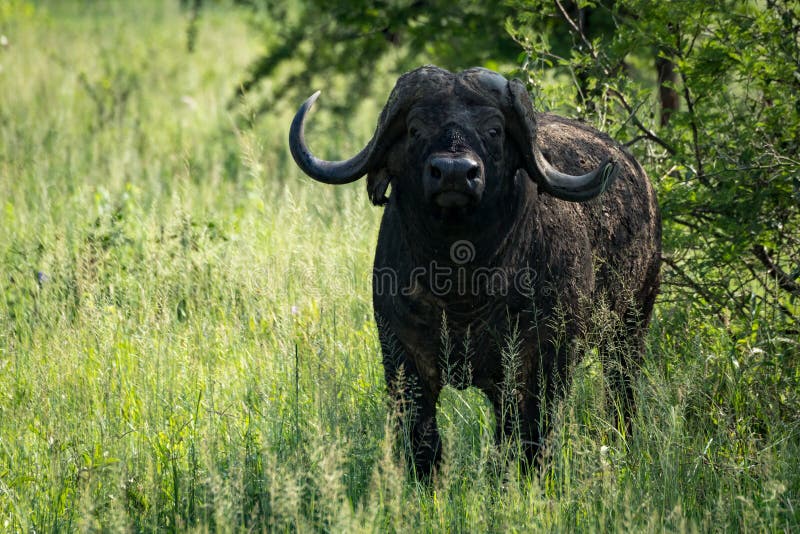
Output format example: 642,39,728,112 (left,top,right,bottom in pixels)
1,2,798,531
